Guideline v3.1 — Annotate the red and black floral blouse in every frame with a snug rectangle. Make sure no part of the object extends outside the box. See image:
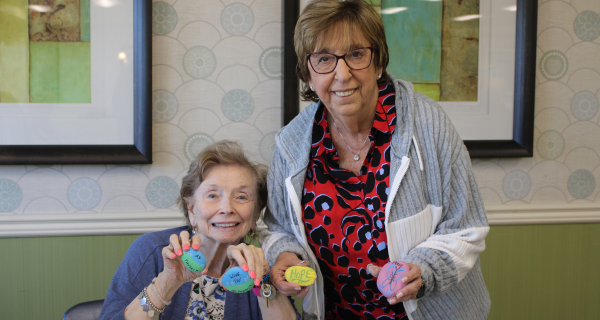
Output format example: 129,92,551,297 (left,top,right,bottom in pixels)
302,83,408,320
